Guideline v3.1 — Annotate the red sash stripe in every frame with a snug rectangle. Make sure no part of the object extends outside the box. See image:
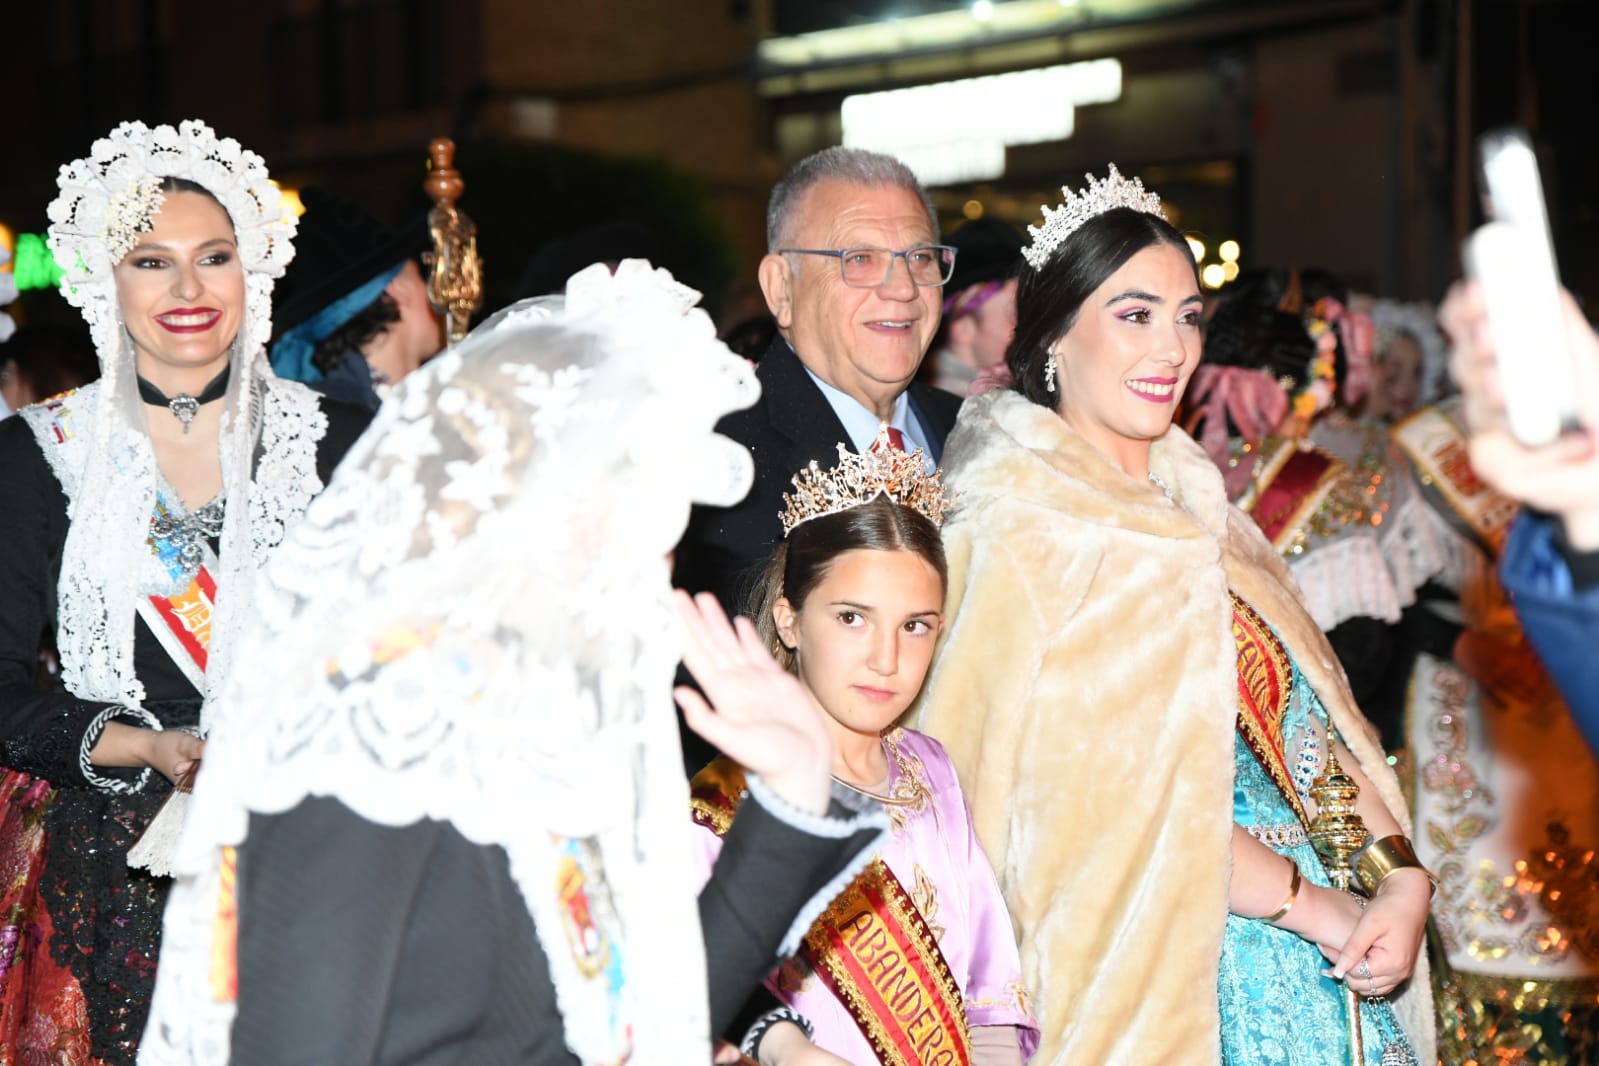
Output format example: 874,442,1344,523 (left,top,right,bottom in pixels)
1251,447,1341,550
147,567,218,673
